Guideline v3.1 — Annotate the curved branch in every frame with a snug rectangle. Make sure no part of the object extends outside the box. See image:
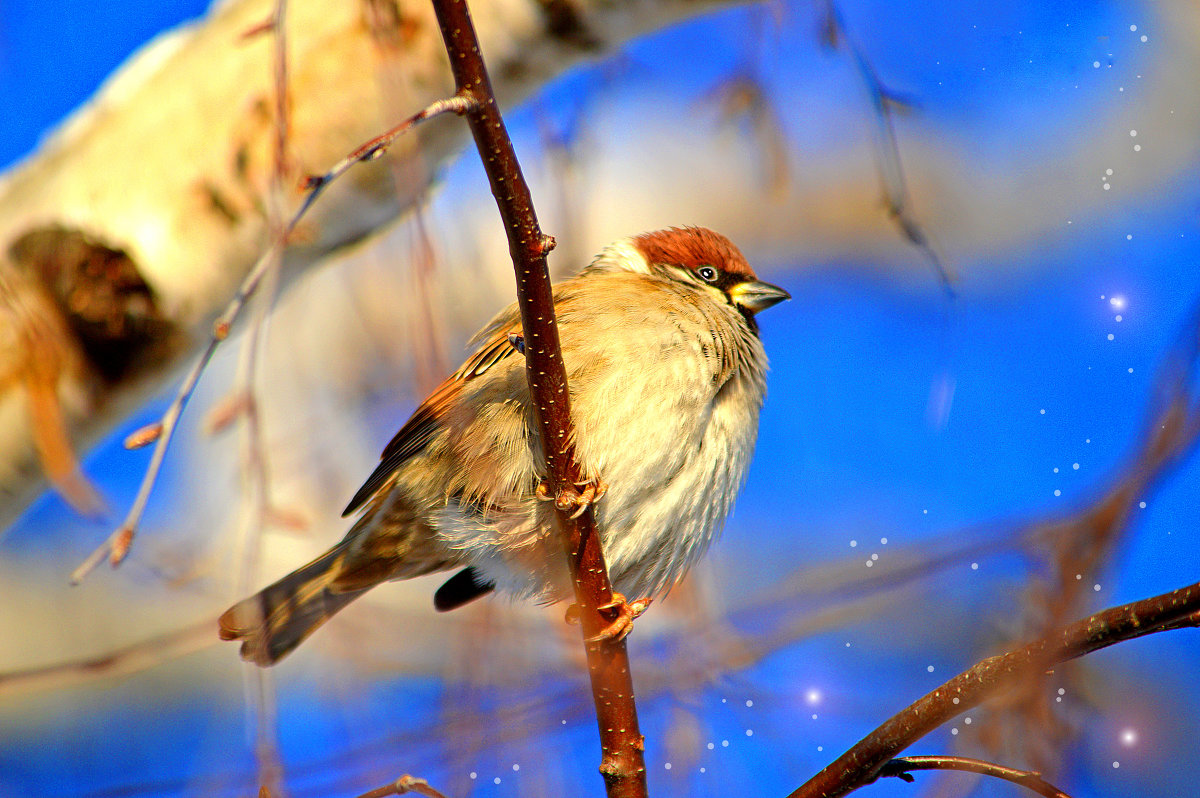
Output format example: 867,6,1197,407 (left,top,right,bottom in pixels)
68,94,477,582
789,581,1200,798
876,756,1071,798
